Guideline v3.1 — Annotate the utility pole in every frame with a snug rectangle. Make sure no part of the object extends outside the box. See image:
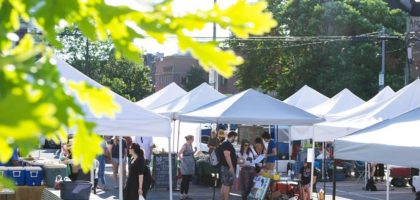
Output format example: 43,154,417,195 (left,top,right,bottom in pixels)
379,27,385,91
209,0,219,91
